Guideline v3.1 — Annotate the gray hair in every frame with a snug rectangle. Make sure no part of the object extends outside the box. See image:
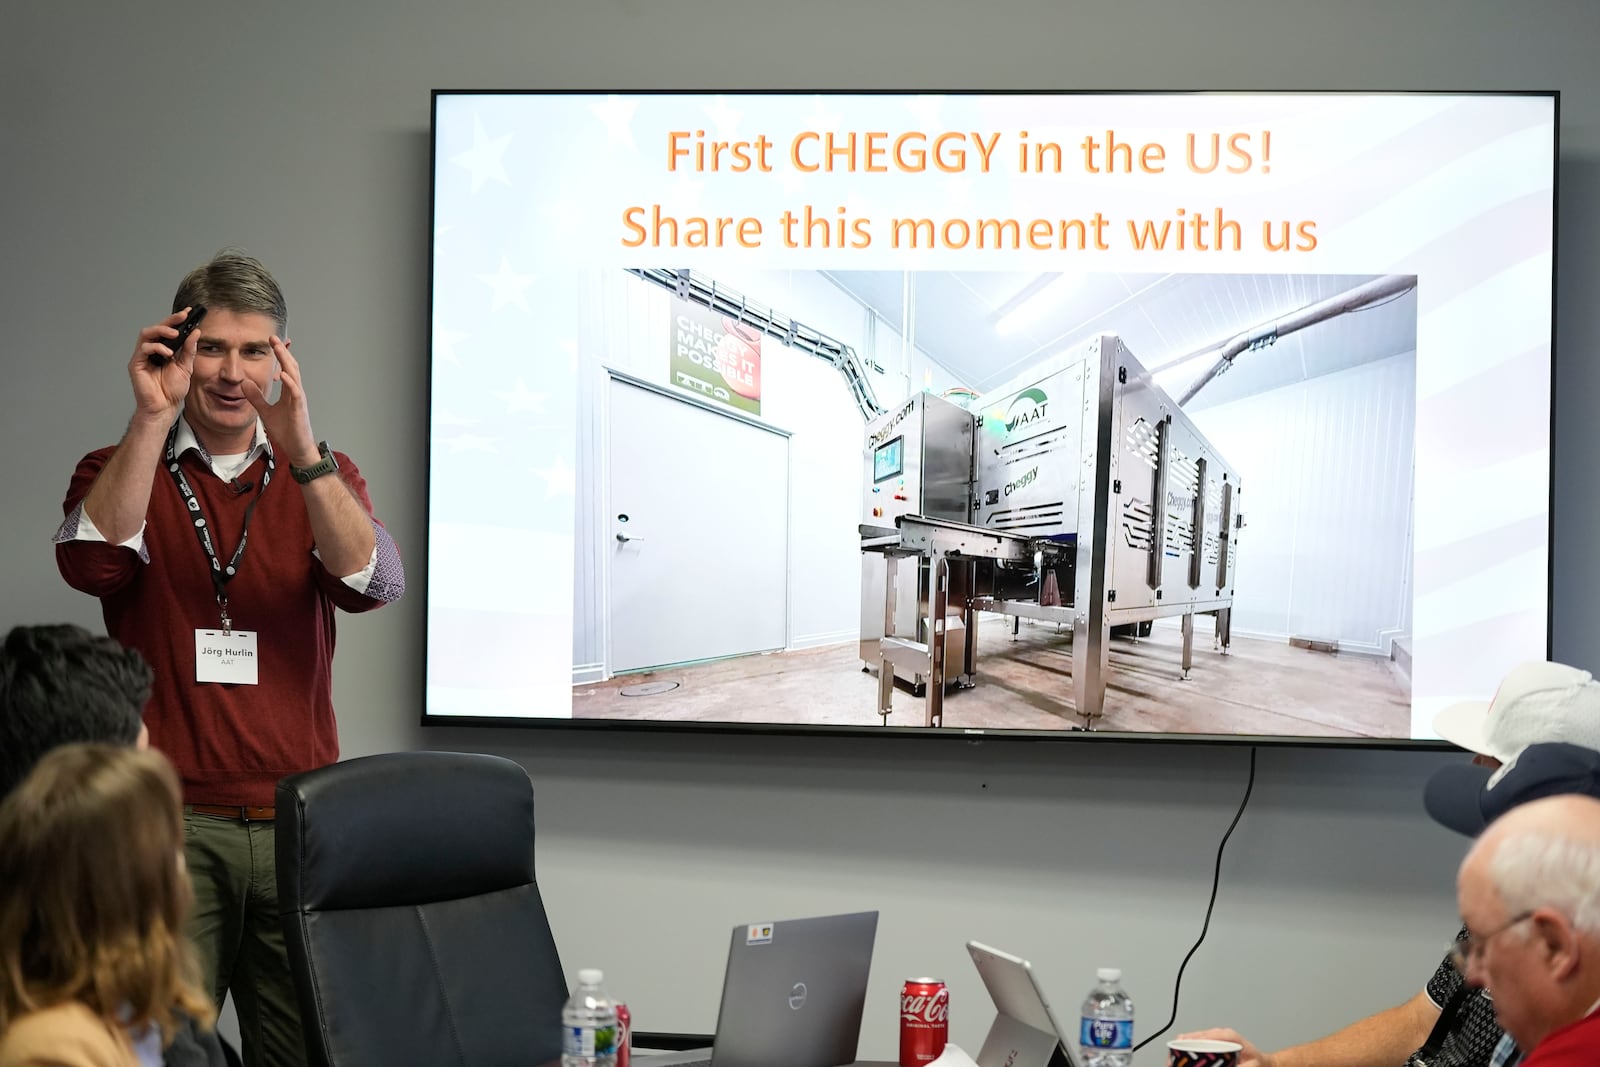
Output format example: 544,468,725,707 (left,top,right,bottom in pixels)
172,250,287,334
1490,830,1600,940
